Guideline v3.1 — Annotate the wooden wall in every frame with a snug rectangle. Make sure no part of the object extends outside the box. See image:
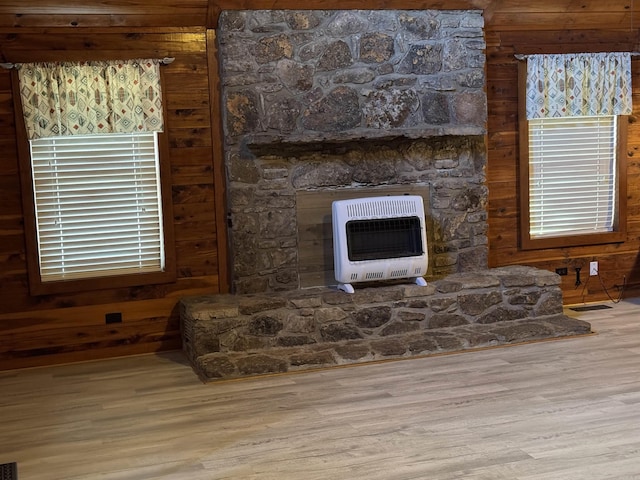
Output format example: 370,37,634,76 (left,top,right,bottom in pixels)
1,0,640,370
484,1,640,305
0,28,227,370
